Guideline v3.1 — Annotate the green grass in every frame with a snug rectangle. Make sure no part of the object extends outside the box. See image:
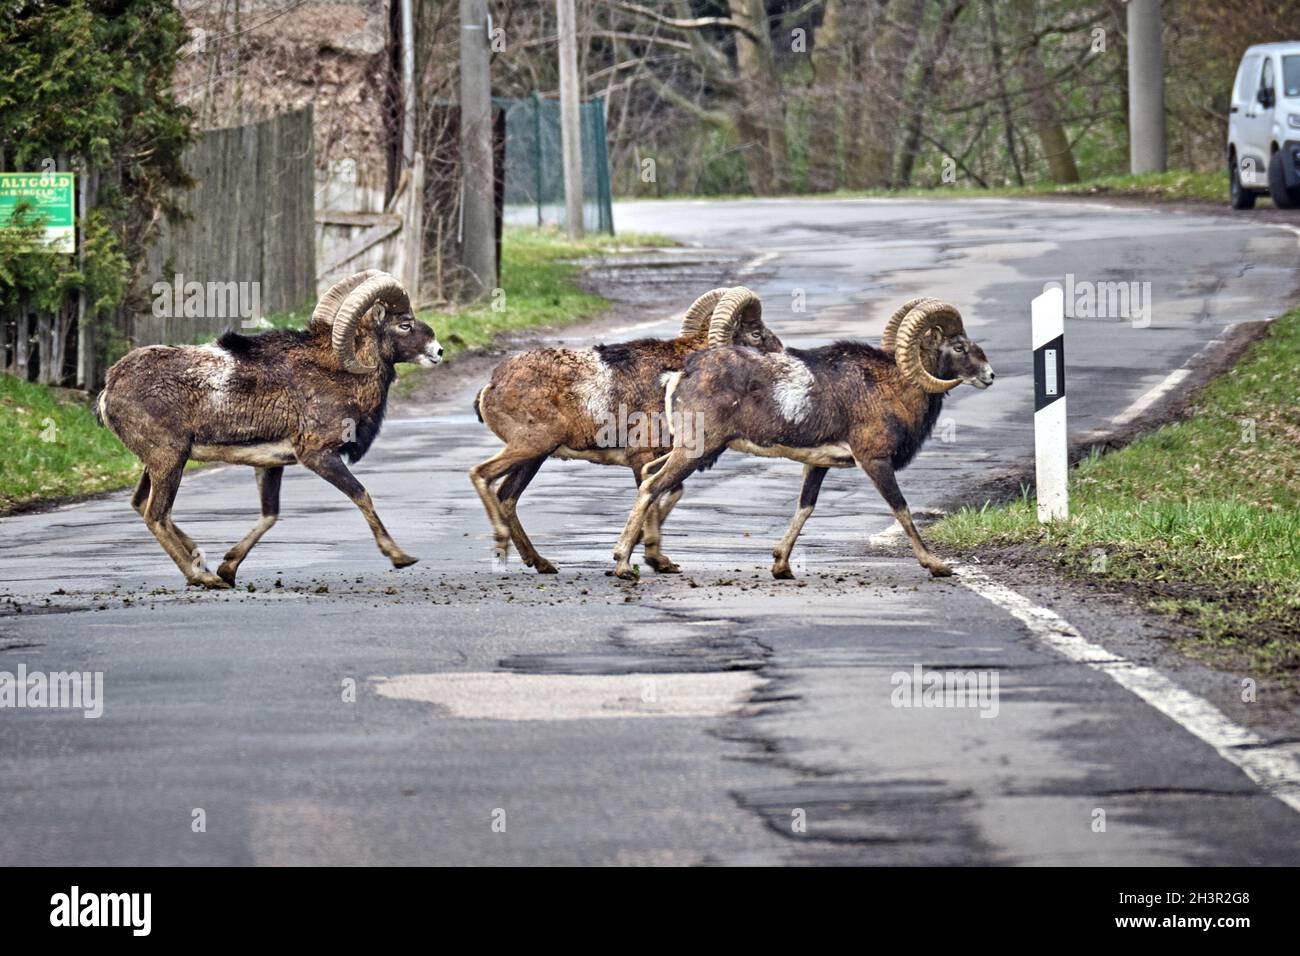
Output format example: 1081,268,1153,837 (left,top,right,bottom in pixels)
417,226,674,360
0,226,673,513
0,375,143,513
836,169,1234,204
640,169,1248,206
932,308,1300,677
